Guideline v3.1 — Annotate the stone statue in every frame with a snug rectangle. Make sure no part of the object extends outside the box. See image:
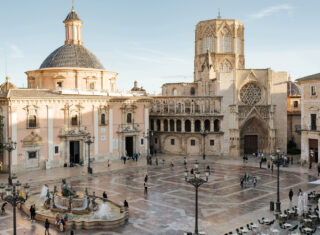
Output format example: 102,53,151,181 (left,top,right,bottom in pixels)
68,195,73,212
61,178,76,197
